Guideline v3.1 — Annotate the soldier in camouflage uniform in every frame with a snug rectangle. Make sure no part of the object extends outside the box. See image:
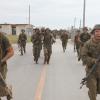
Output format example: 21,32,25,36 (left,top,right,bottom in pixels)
79,27,91,61
81,24,100,100
40,28,45,52
43,28,54,64
18,29,27,55
31,28,42,64
0,32,14,100
60,32,68,52
74,30,81,60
